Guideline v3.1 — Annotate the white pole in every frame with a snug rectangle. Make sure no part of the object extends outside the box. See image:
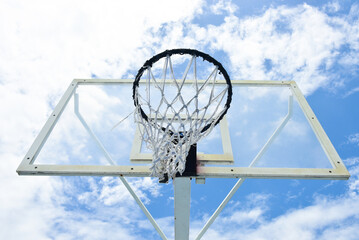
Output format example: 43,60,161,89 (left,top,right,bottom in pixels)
174,178,191,240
